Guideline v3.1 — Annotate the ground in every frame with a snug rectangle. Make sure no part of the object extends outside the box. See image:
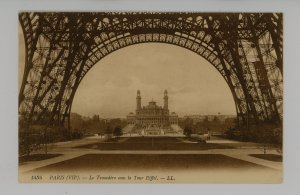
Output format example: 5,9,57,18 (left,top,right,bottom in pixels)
19,135,283,183
33,154,272,172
